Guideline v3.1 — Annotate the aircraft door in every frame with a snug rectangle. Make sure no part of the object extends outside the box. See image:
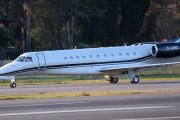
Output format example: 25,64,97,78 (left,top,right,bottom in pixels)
36,52,46,70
